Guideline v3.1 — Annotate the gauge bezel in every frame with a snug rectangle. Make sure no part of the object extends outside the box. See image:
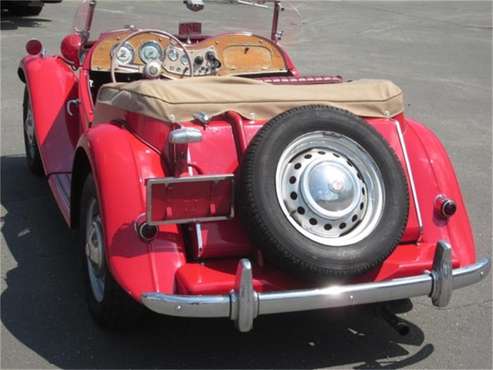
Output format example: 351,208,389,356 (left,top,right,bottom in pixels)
167,47,179,62
112,42,135,65
139,41,163,64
